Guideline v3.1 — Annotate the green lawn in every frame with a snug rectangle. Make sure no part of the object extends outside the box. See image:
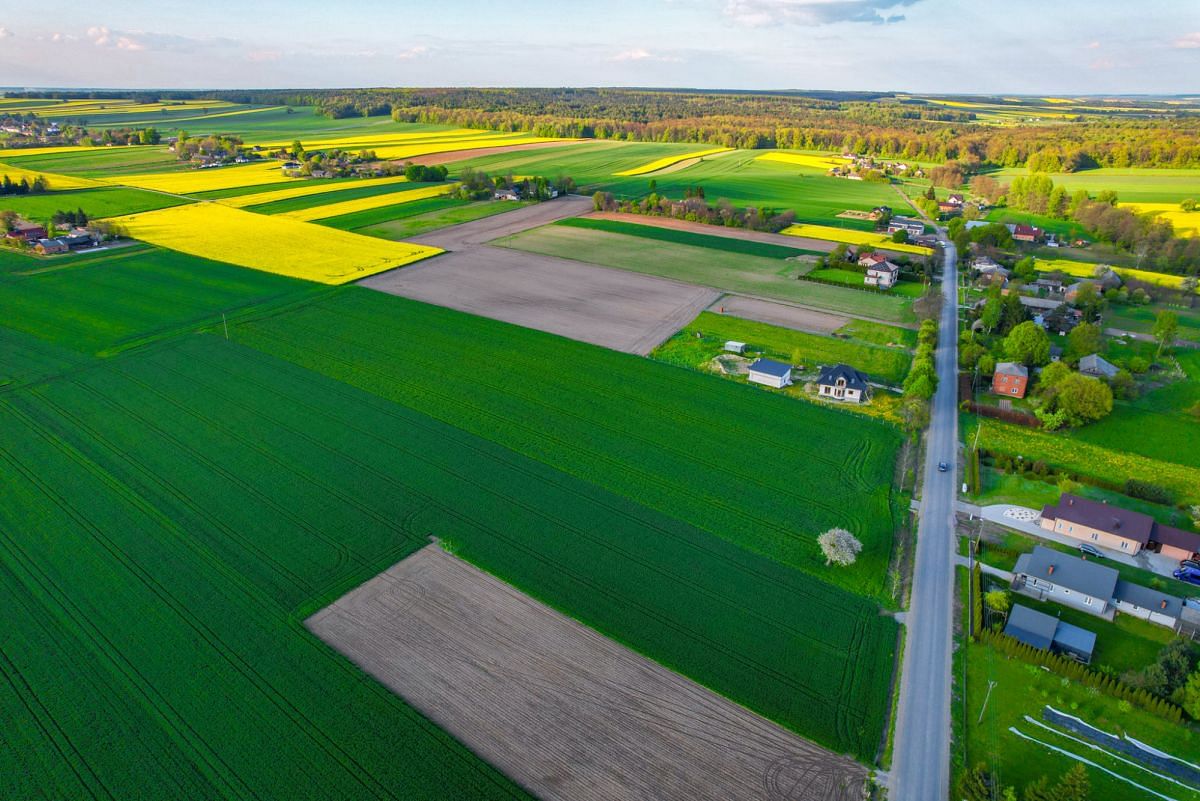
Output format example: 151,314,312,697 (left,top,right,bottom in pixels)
1107,304,1200,341
498,224,917,323
836,319,919,348
557,216,820,258
0,186,189,218
962,635,1200,801
985,208,1090,240
990,166,1200,204
653,311,913,384
807,267,928,298
1,145,183,177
